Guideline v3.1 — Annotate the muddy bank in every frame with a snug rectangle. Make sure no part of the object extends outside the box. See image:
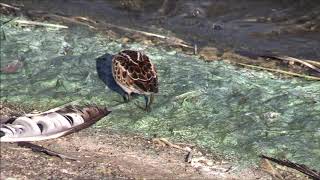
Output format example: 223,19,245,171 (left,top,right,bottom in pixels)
0,102,312,179
0,102,271,179
0,128,273,179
